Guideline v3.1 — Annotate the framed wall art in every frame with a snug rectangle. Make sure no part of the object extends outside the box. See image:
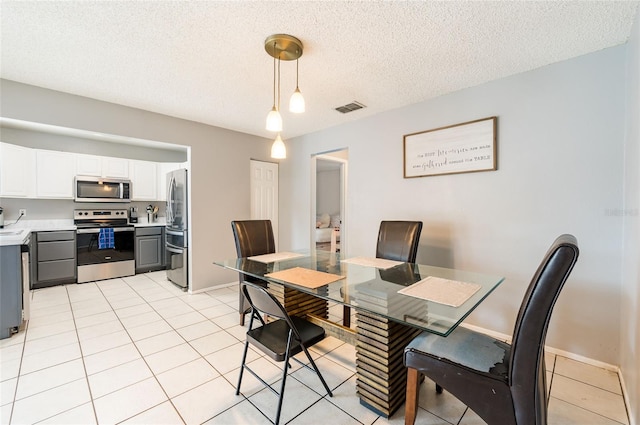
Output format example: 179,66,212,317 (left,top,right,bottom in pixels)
403,116,497,178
